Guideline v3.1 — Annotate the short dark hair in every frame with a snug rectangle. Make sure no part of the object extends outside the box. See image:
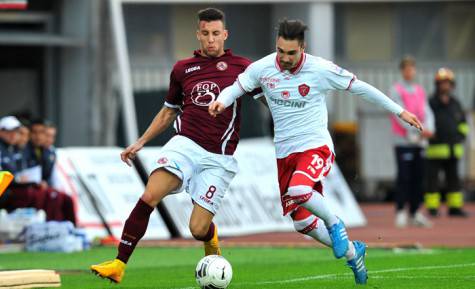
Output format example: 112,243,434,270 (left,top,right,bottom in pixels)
399,55,416,70
198,8,225,25
30,118,55,129
277,19,308,45
30,118,45,127
44,120,56,129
